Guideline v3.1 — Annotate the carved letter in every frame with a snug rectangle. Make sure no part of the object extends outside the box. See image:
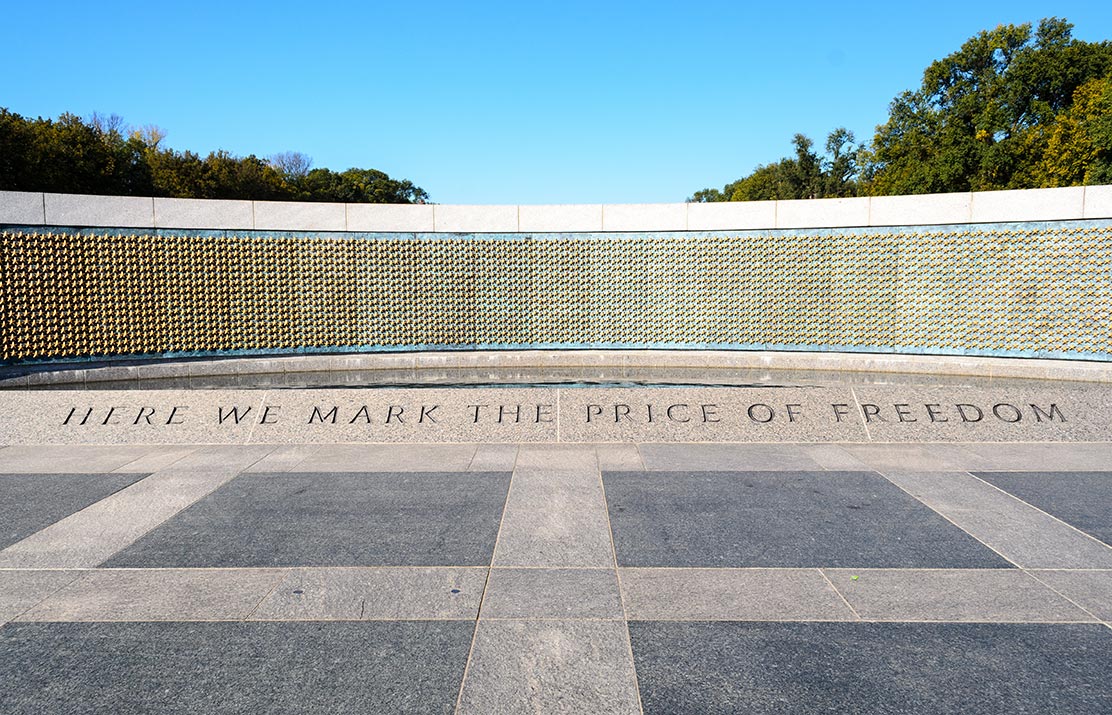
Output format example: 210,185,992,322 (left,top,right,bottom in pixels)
1030,404,1065,423
310,406,338,424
